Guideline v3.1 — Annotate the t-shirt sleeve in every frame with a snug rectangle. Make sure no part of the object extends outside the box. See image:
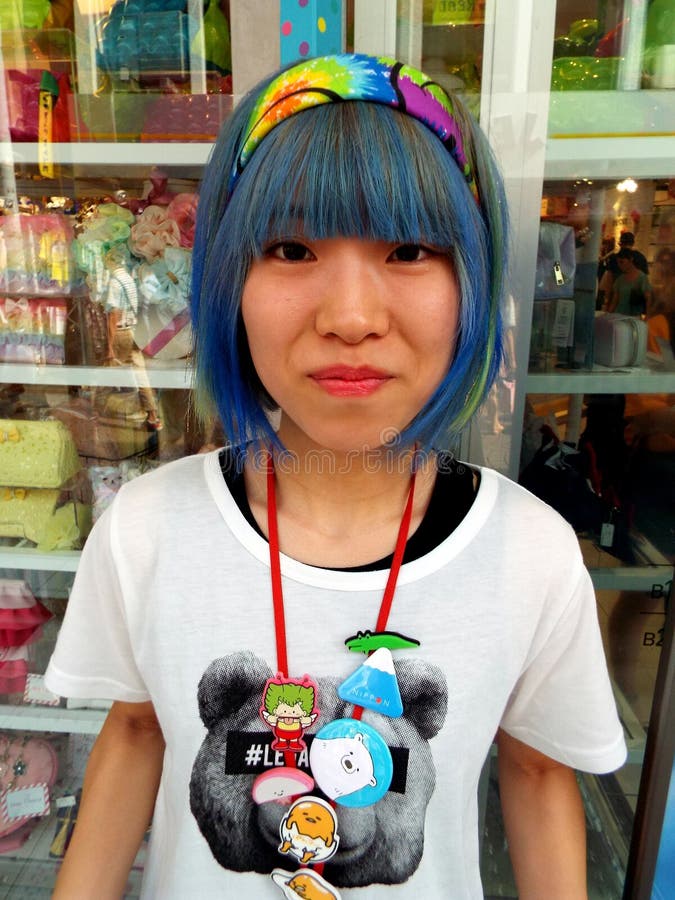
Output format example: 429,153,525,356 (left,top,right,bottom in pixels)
500,563,627,774
44,499,150,703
